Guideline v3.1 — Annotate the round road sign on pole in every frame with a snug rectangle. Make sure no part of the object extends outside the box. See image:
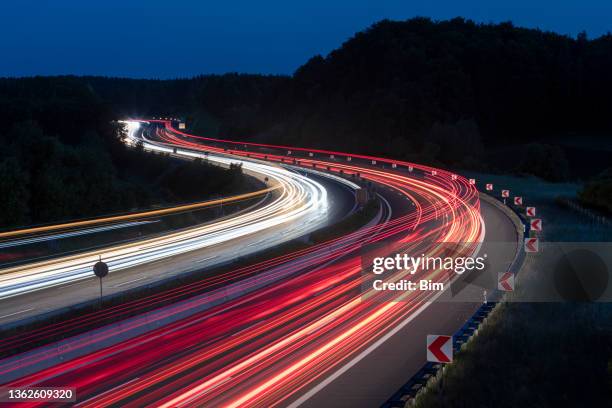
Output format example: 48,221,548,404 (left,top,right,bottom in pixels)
94,260,109,278
93,258,109,307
